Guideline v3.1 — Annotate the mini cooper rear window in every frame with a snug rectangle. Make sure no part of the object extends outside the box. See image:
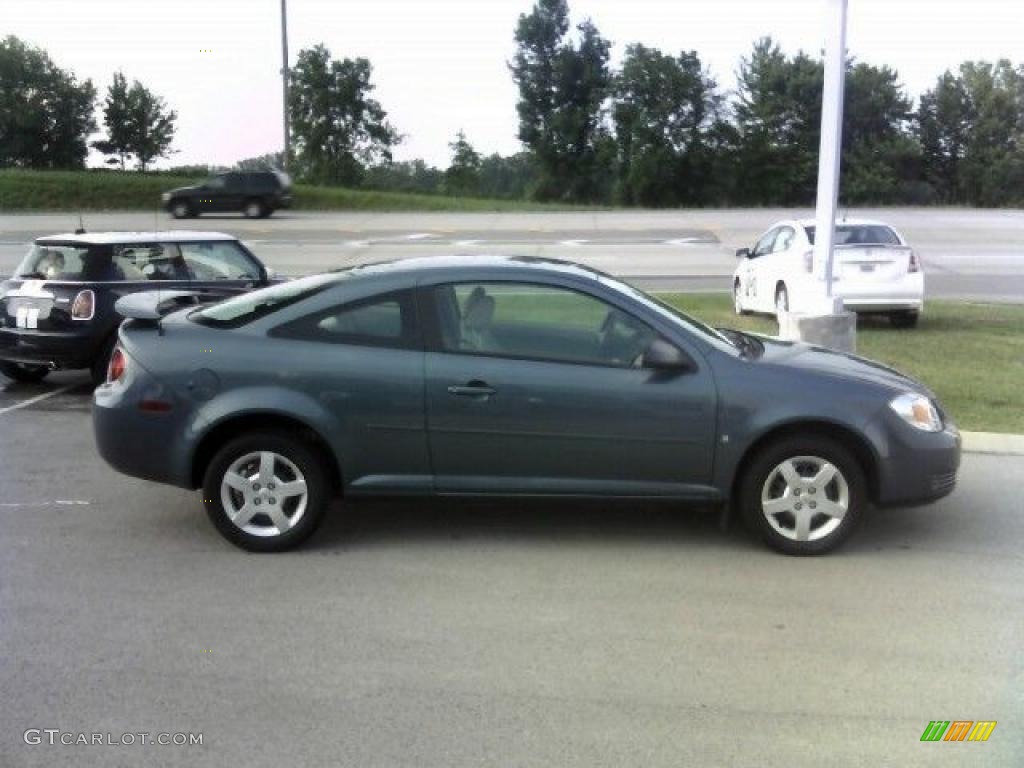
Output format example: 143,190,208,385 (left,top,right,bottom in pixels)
191,274,337,328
